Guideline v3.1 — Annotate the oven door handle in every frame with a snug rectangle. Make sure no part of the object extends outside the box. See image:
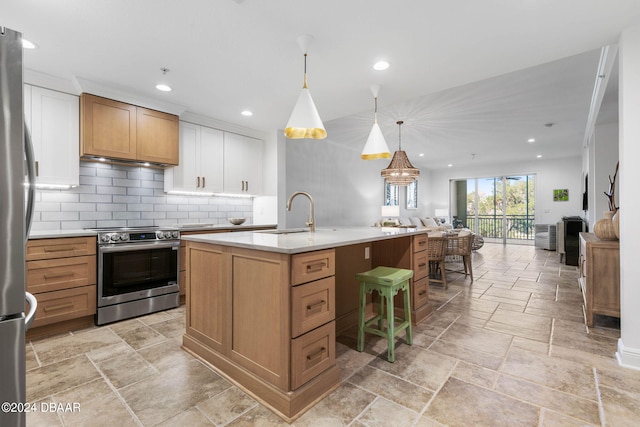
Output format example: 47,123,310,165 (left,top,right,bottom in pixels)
99,242,179,253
